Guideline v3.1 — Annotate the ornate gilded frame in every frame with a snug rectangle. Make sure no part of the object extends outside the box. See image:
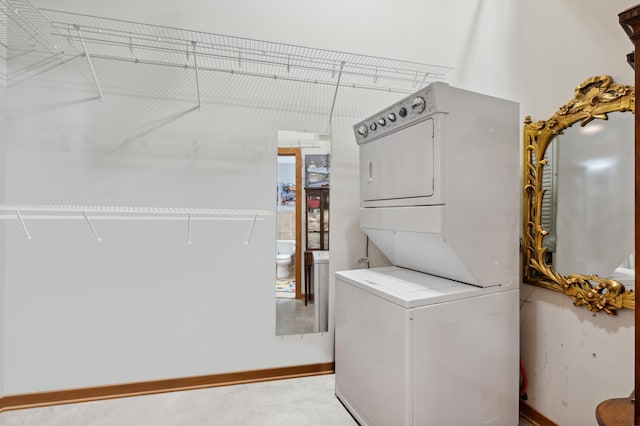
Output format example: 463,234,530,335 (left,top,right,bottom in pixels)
523,75,635,314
